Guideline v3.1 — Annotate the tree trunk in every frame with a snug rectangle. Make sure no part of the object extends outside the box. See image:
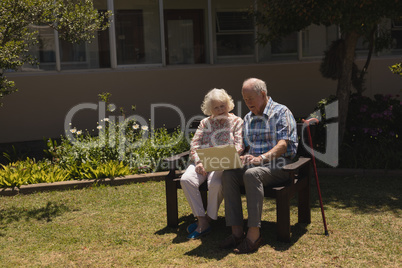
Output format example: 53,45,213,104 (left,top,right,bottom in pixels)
337,31,359,144
356,26,376,95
